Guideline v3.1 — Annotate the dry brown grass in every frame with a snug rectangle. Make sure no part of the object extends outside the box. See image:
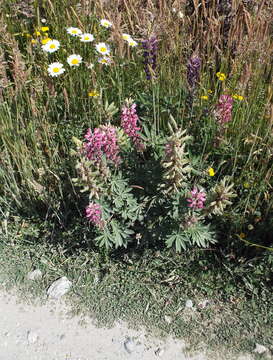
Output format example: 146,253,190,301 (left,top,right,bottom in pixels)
90,0,272,82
